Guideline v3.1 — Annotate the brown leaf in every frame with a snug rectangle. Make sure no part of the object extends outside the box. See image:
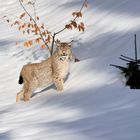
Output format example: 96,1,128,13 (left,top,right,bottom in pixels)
45,35,51,43
41,24,44,29
30,17,32,21
14,20,20,25
28,40,33,46
78,25,81,31
80,22,84,27
35,38,41,44
22,24,25,29
20,12,26,19
34,26,39,34
37,16,39,20
27,29,30,34
42,32,46,36
78,25,84,32
28,24,31,28
81,26,85,32
6,19,10,23
41,44,46,49
65,24,72,30
18,26,22,31
71,21,77,28
78,12,82,17
76,12,82,18
24,42,29,47
72,12,76,17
